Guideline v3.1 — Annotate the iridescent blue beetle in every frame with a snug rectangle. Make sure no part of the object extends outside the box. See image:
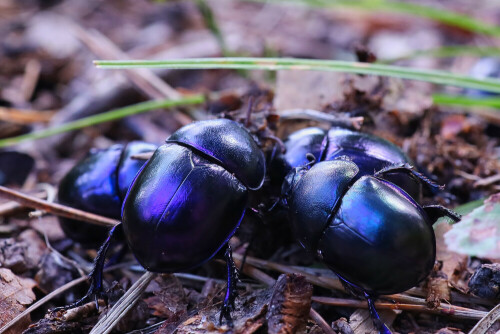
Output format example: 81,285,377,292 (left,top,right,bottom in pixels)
58,141,156,246
57,119,266,323
282,157,460,333
271,126,423,201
